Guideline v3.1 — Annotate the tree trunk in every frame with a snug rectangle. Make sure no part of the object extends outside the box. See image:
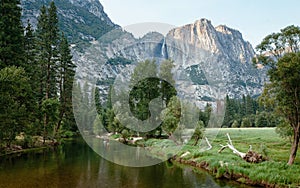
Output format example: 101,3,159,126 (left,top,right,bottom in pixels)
193,136,199,146
288,126,300,165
